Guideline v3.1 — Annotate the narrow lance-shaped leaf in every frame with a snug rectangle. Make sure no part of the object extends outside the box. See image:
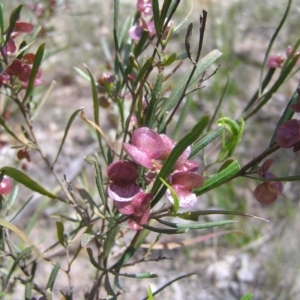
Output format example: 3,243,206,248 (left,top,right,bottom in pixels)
246,53,300,120
161,52,177,66
0,166,65,201
189,126,225,158
46,261,61,291
151,115,209,196
194,160,241,195
217,117,244,161
133,30,149,58
56,221,65,248
208,73,230,130
84,156,107,209
269,84,299,146
145,73,163,128
160,178,179,214
0,115,26,144
103,225,119,268
86,248,106,271
142,224,187,234
152,0,160,35
113,0,121,76
73,67,91,82
84,66,107,163
25,281,32,300
4,5,22,45
243,68,275,113
159,49,222,118
113,0,119,30
23,43,45,103
173,95,192,140
258,0,291,95
141,273,197,300
147,286,154,300
105,273,117,298
156,219,237,230
3,246,34,291
177,209,269,223
112,228,151,271
52,108,83,167
158,0,172,34
240,294,254,300
282,38,300,72
0,218,48,260
0,3,4,44
134,57,153,85
118,272,157,279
